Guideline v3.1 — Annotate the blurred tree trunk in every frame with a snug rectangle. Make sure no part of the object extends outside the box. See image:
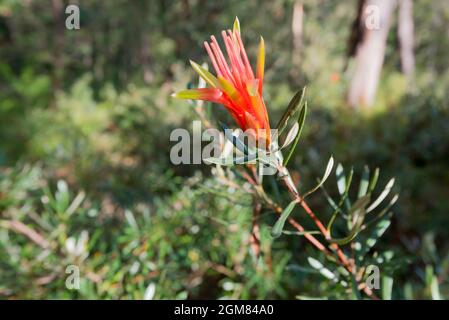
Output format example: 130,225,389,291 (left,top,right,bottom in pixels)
291,0,303,78
347,0,397,108
398,0,415,80
51,0,64,95
139,1,154,84
141,34,153,84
